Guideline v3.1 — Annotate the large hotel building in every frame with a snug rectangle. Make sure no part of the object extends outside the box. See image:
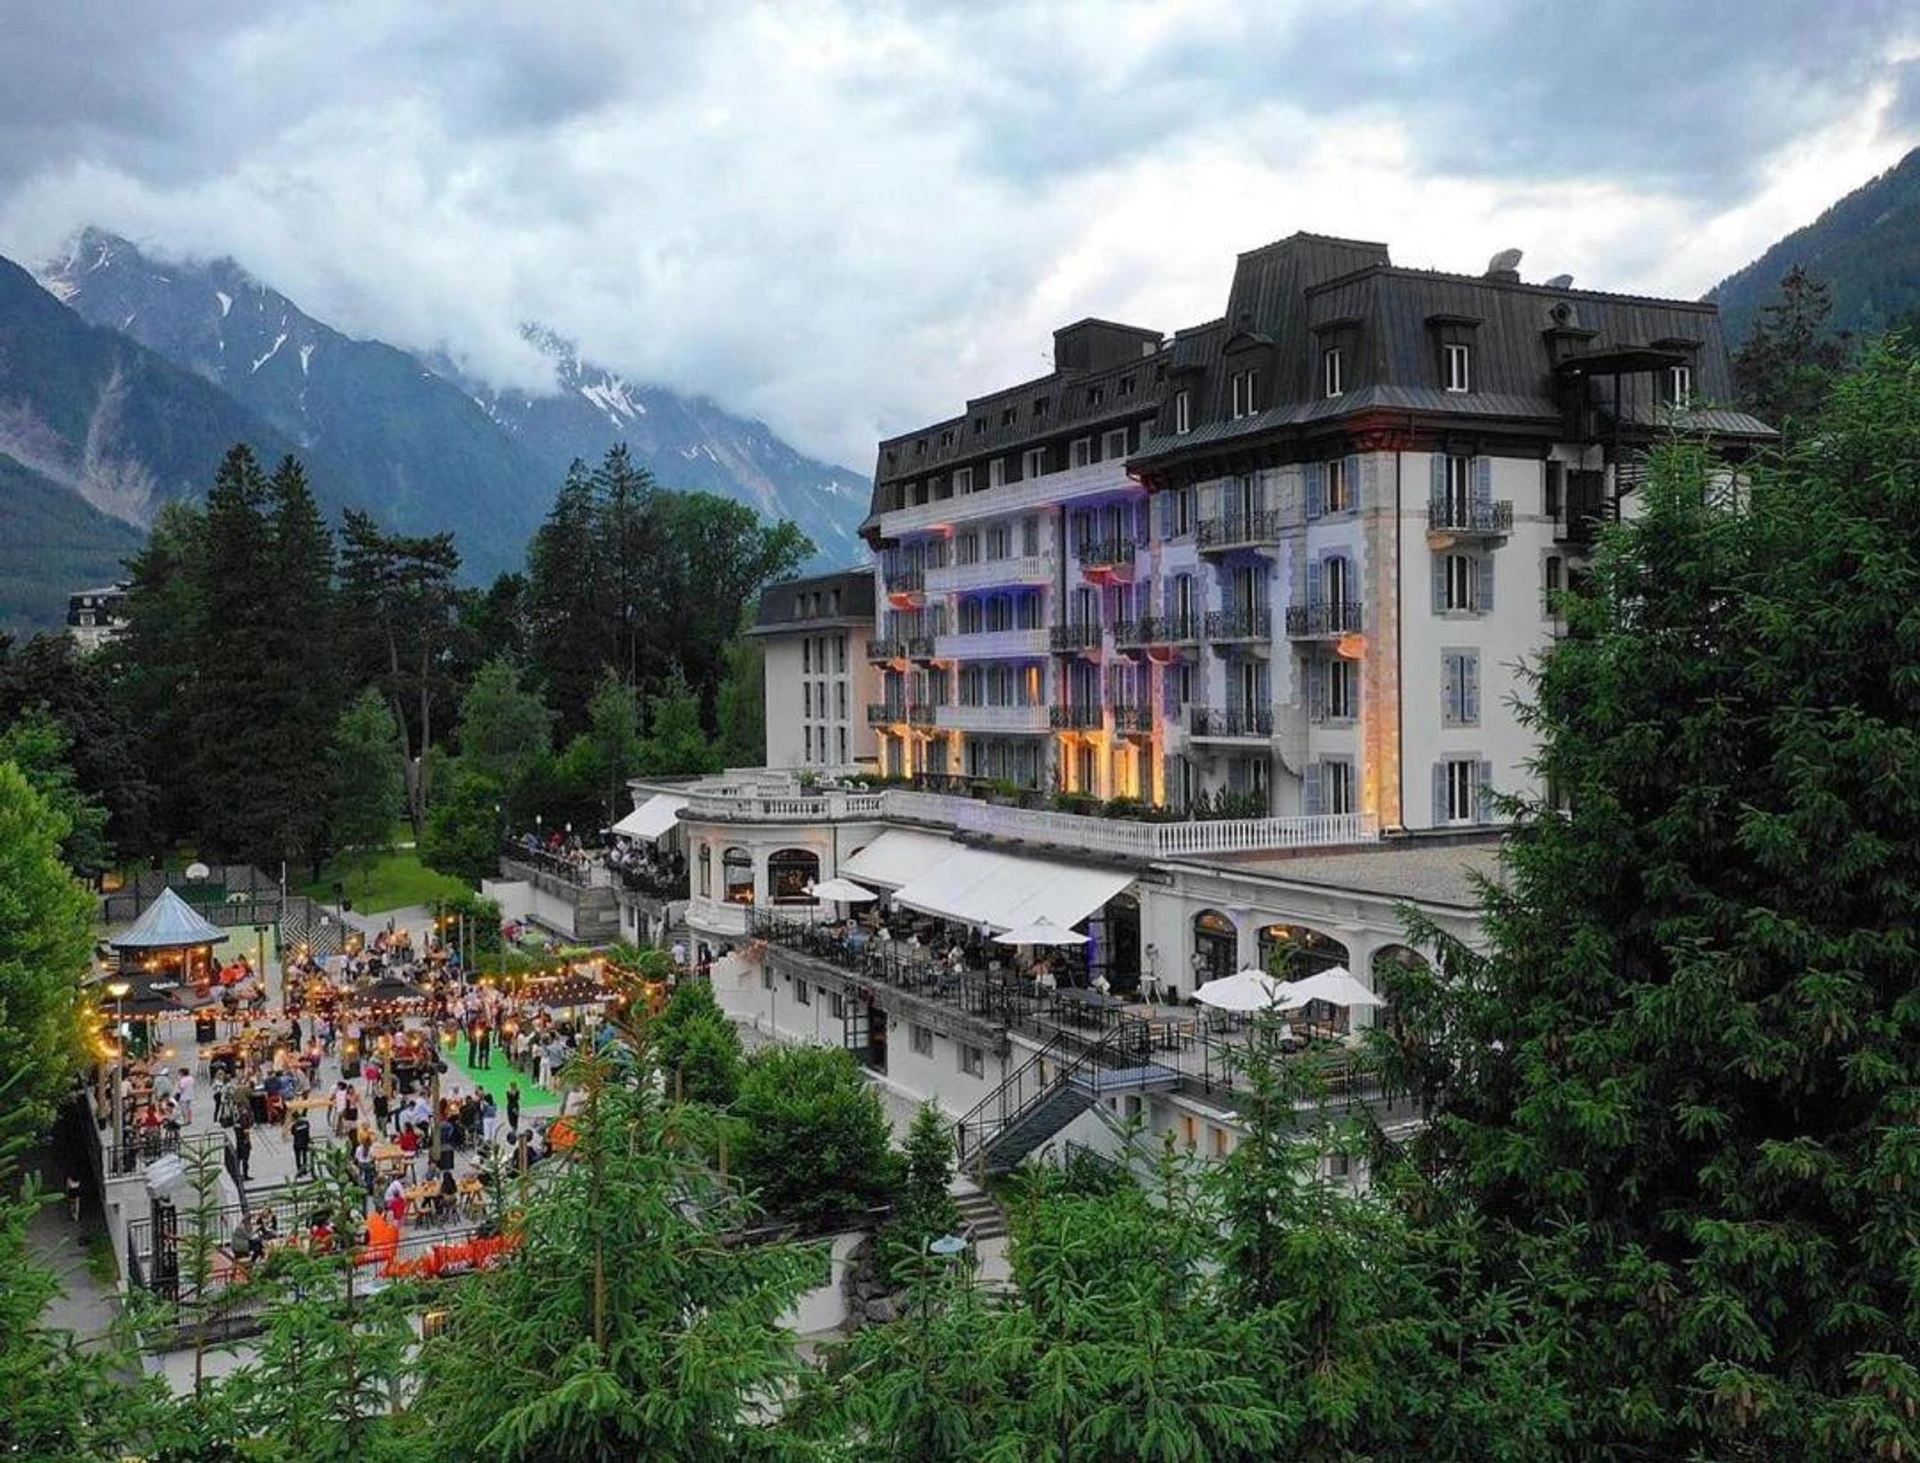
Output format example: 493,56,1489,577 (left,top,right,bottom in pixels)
580,233,1769,1180
863,233,1769,828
